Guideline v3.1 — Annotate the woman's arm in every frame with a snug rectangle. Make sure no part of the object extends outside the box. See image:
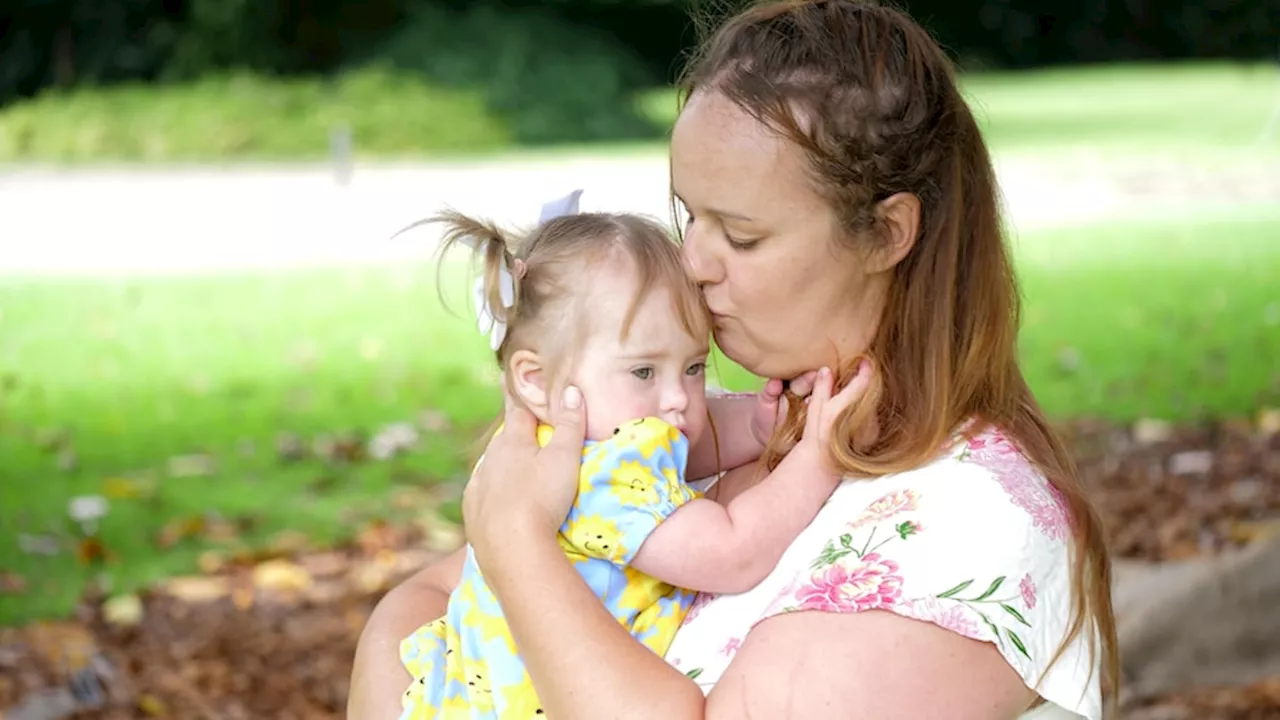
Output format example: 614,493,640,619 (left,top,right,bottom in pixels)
482,526,706,719
484,517,1034,720
706,609,1036,719
347,548,466,720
